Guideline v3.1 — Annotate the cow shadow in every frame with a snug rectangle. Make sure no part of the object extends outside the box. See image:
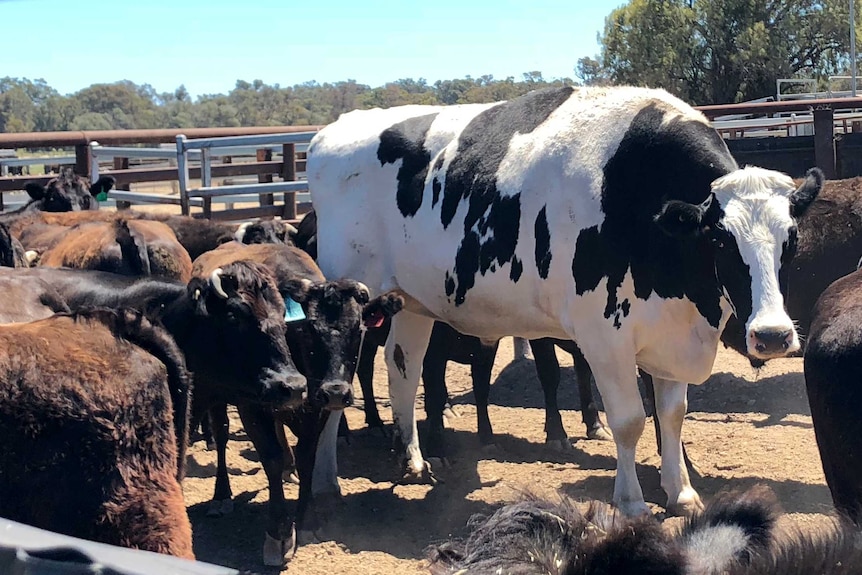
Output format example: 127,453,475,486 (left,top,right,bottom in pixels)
446,357,810,422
